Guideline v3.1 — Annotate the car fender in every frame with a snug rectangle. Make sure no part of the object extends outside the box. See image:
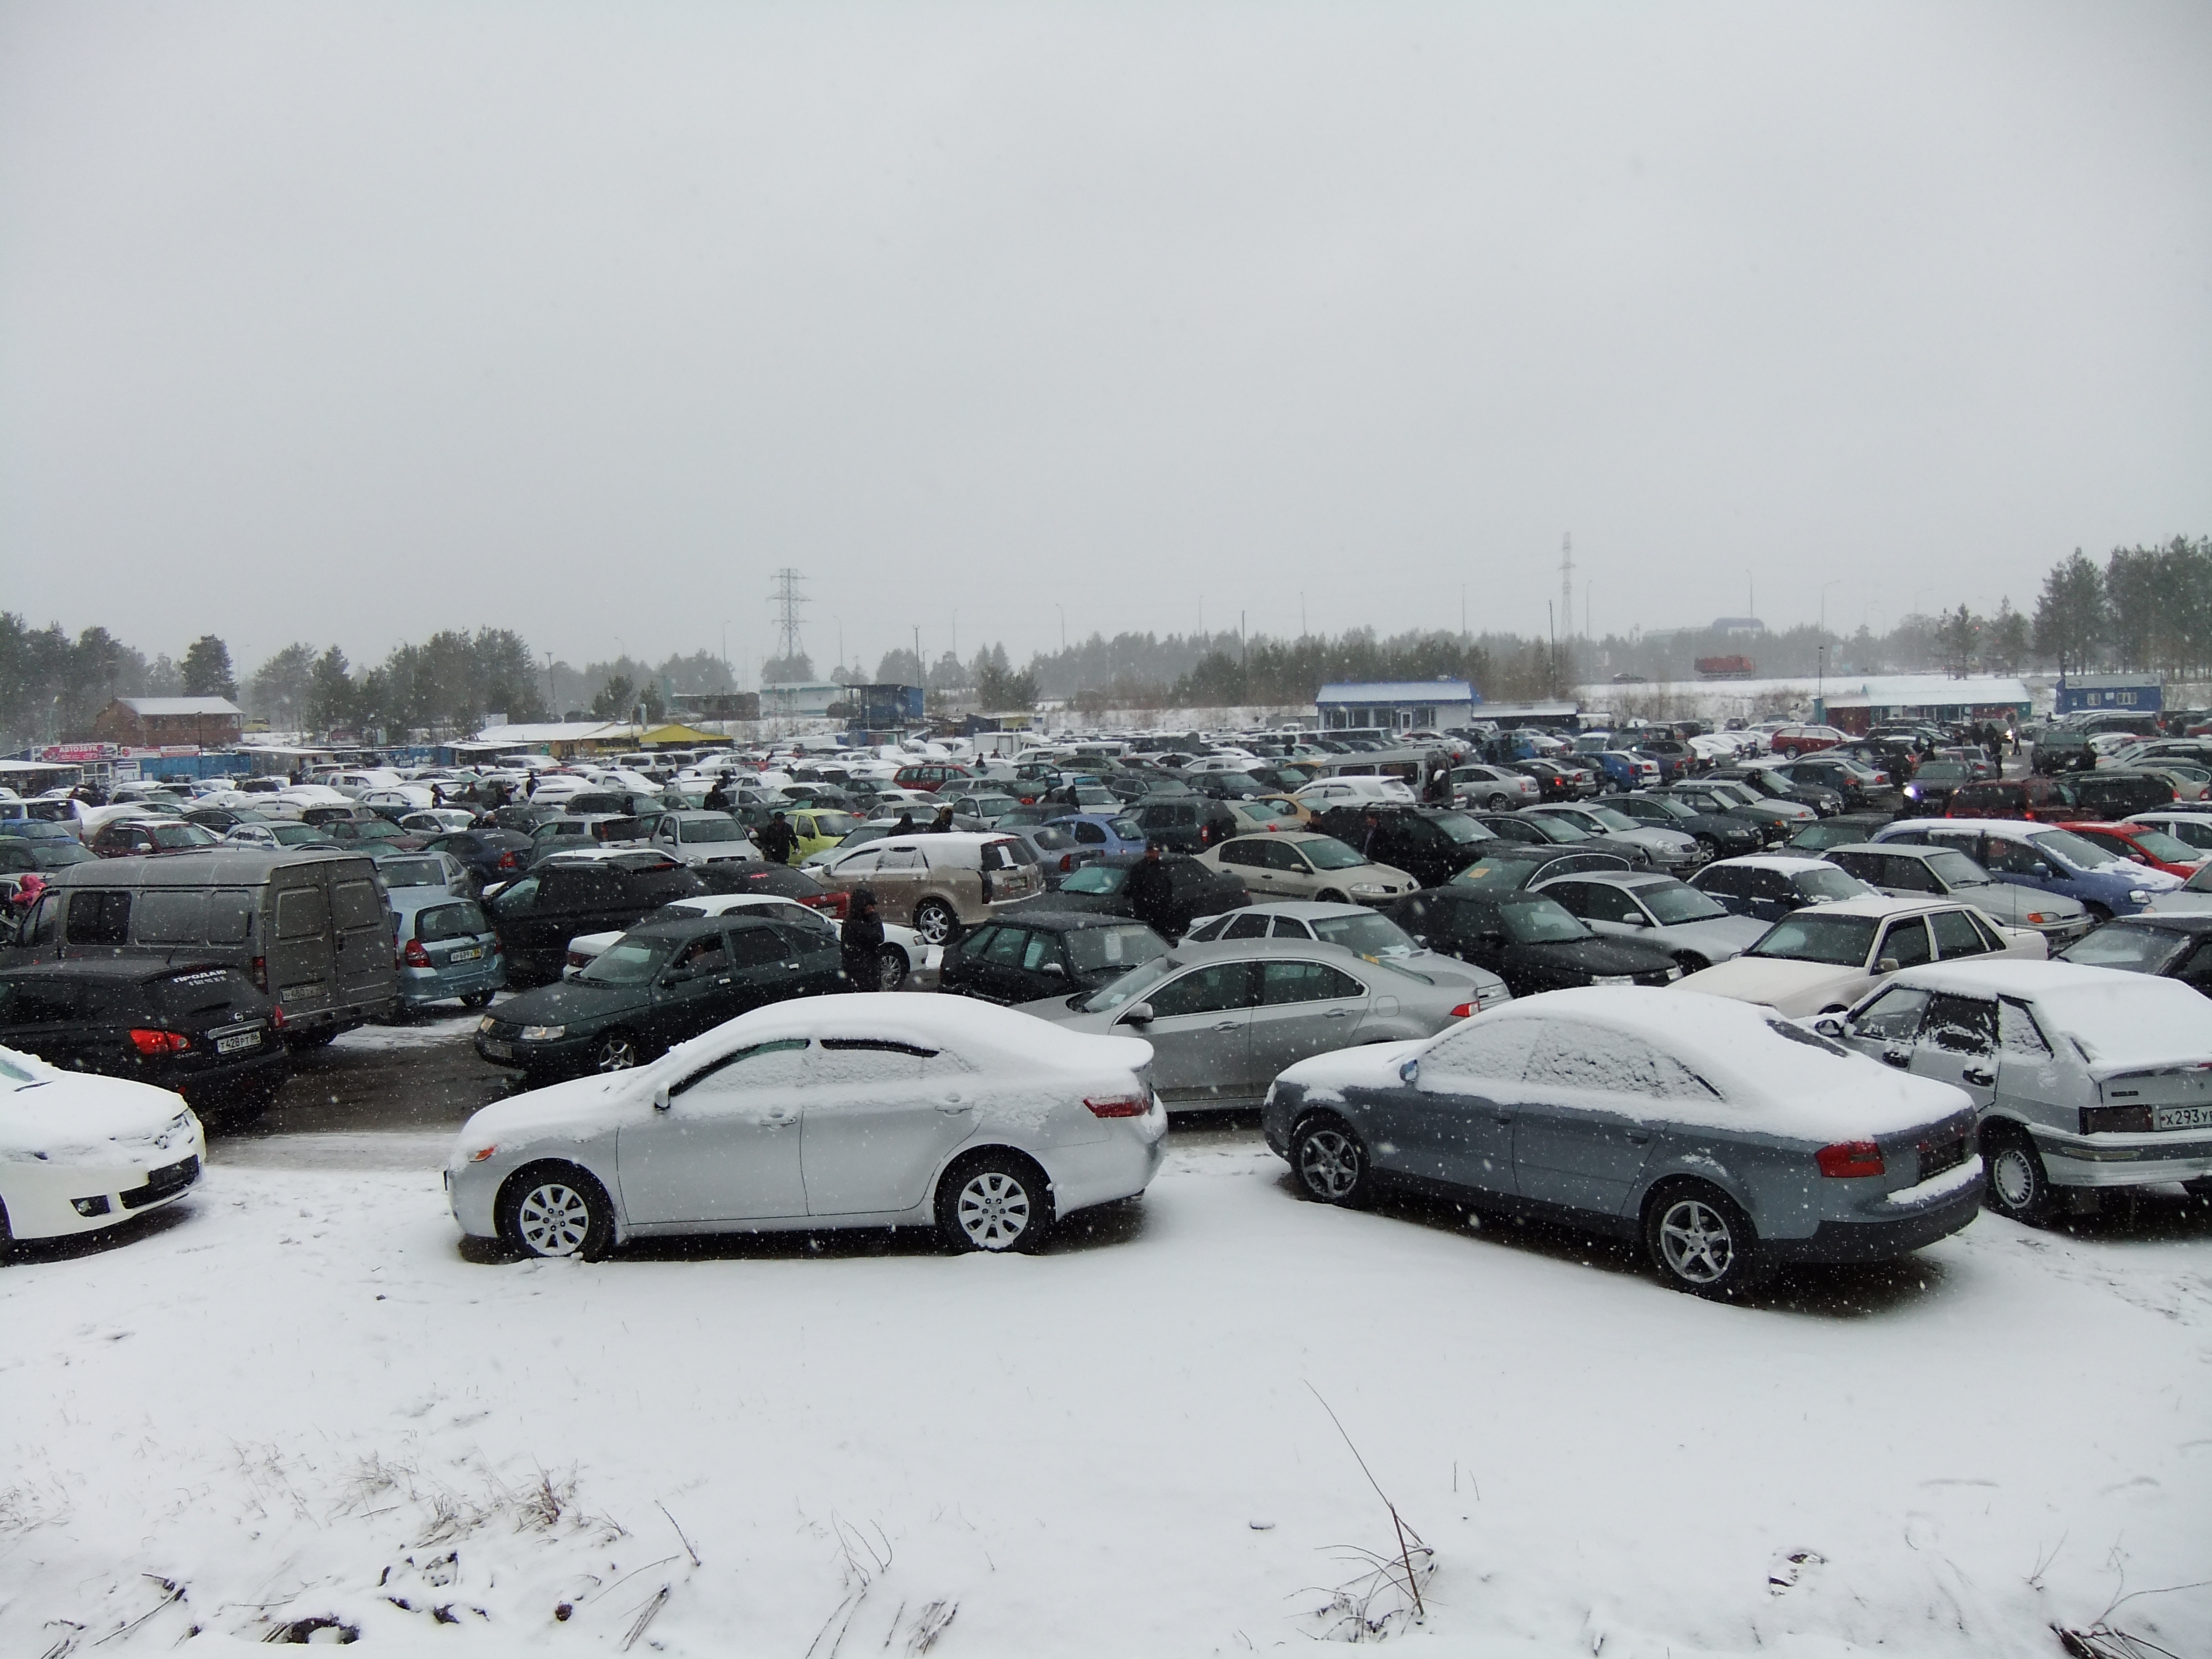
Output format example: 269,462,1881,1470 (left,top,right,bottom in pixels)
1633,1142,1769,1234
